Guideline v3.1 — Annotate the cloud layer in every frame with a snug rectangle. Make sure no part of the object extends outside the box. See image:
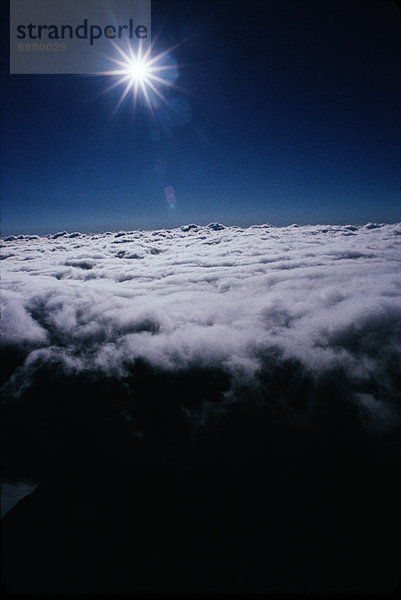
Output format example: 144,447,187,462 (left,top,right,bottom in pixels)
2,222,401,475
2,222,401,593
